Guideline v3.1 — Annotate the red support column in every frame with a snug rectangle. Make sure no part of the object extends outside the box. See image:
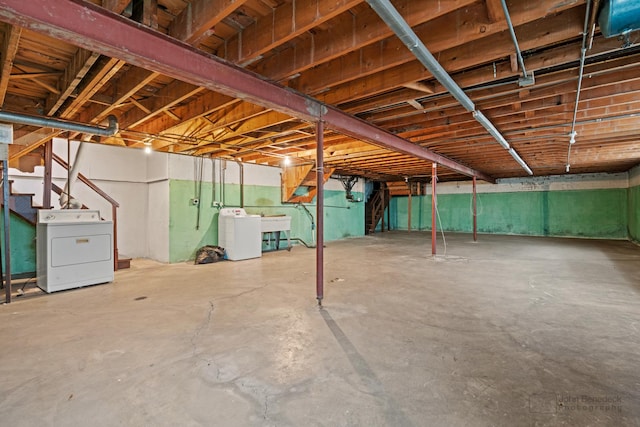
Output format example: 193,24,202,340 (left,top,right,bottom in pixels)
408,189,412,232
431,163,437,256
43,139,52,209
316,119,324,306
2,159,11,303
473,176,478,242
